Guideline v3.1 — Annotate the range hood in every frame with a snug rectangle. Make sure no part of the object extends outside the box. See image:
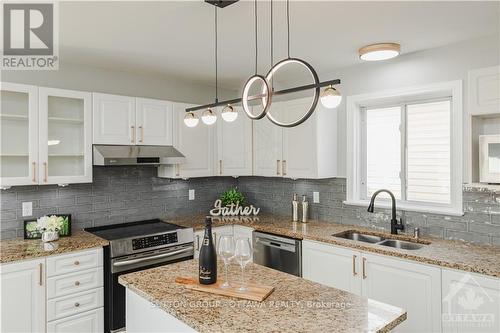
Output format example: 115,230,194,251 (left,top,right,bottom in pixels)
93,145,185,166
